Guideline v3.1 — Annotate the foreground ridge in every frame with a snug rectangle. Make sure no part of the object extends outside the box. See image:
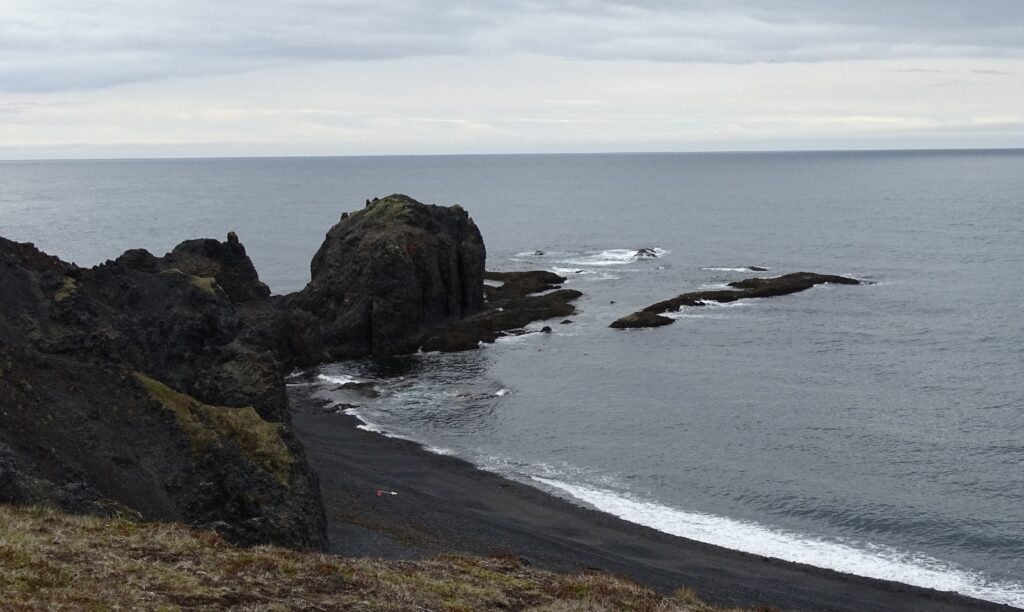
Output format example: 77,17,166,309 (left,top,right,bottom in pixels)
0,504,736,612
